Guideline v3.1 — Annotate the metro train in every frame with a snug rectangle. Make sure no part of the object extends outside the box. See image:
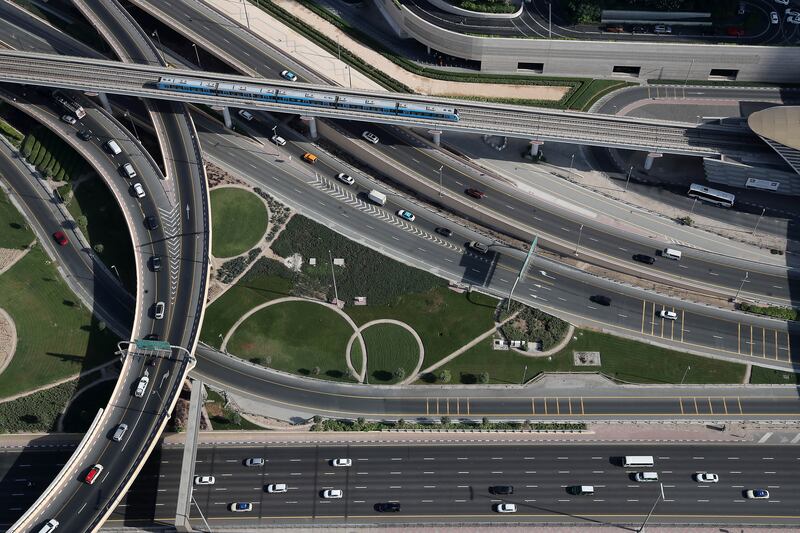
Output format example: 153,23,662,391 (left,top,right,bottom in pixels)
156,76,460,122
